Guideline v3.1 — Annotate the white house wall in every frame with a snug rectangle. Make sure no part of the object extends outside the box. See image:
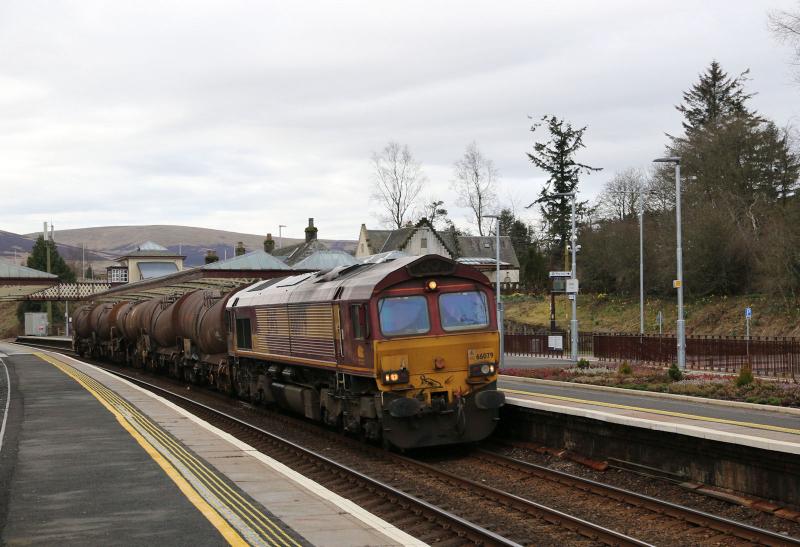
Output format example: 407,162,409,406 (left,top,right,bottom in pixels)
405,228,452,258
